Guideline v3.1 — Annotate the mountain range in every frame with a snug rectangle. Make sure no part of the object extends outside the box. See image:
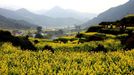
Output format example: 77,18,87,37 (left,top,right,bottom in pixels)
0,7,96,28
37,6,96,21
0,15,37,29
83,0,134,28
0,0,133,29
